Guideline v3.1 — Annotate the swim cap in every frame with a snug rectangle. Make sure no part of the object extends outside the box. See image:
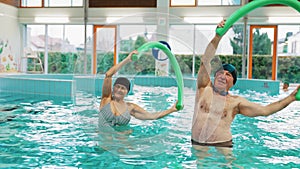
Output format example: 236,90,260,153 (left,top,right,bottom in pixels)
216,64,237,85
114,77,130,92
